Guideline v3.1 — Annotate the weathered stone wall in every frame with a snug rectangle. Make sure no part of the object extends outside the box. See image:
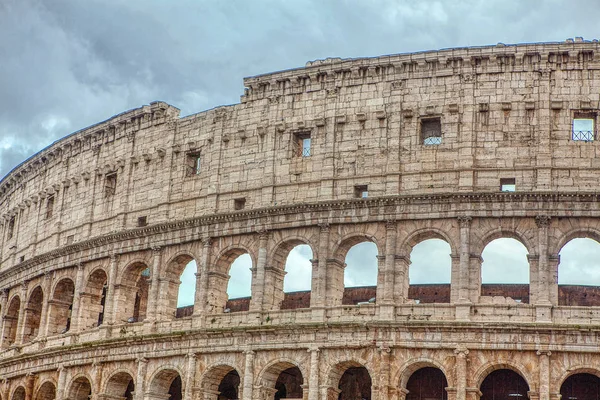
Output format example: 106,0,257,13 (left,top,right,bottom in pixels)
2,41,600,400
